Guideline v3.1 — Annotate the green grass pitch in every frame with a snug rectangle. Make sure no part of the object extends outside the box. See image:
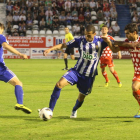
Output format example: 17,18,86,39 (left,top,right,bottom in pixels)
0,59,140,140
